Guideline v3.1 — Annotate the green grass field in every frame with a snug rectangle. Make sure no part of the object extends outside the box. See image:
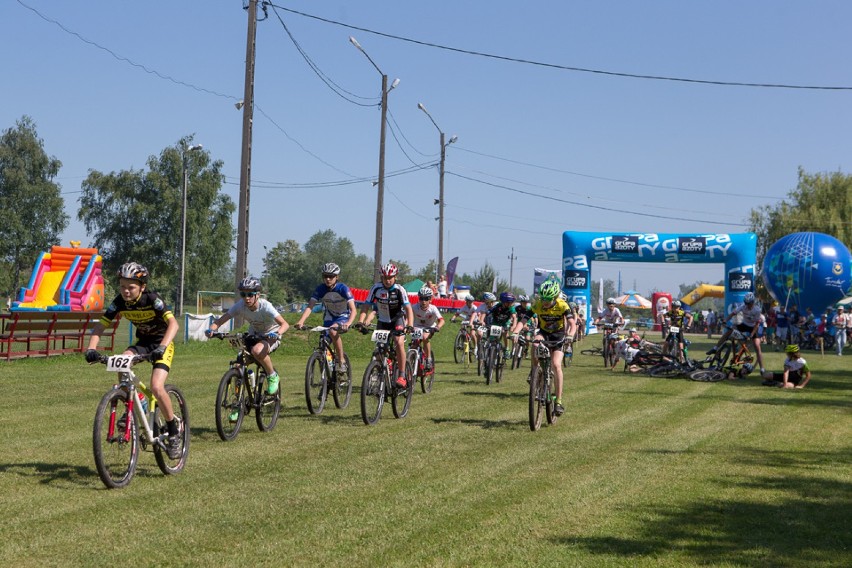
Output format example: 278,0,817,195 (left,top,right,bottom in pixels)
1,319,850,567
